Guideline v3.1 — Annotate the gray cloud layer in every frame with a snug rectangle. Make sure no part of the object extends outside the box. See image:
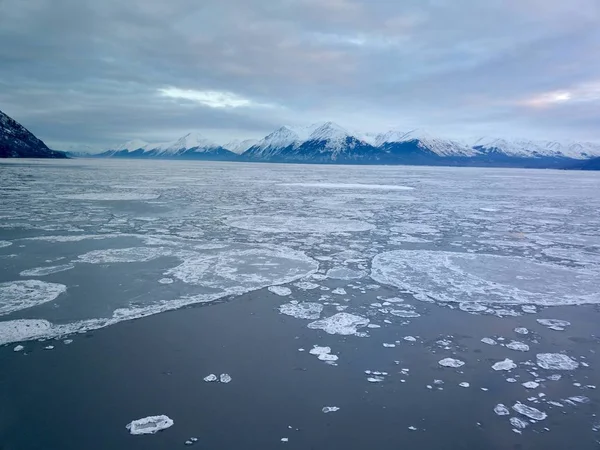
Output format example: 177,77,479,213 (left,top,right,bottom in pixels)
1,0,599,149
